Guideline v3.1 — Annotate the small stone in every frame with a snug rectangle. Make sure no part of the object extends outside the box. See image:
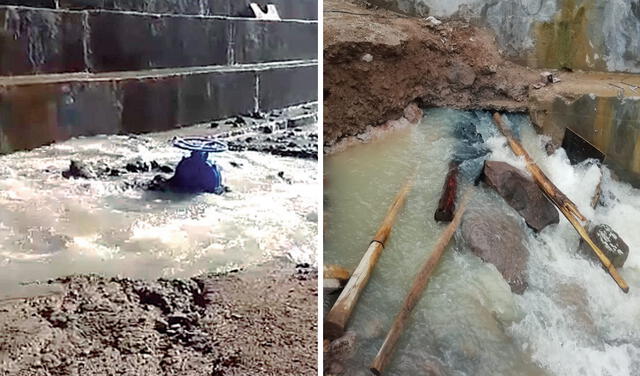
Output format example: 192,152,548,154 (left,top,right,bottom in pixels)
62,160,96,179
361,53,373,63
330,331,357,362
579,224,629,268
